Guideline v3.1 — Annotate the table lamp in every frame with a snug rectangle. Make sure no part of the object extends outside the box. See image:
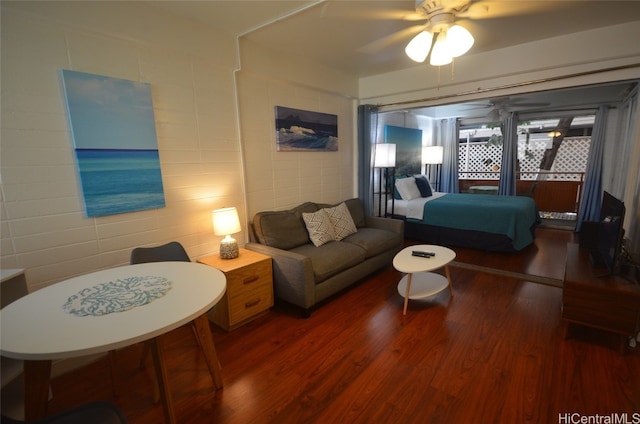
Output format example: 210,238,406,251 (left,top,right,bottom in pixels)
212,207,241,259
